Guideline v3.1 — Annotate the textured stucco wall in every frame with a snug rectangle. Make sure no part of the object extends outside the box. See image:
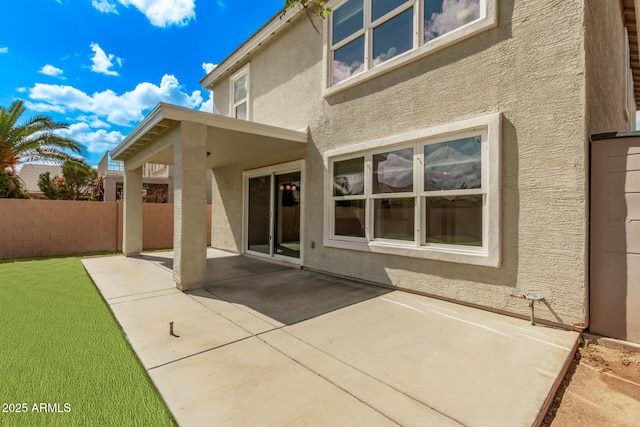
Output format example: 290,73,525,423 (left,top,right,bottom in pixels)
206,0,626,327
585,0,633,135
